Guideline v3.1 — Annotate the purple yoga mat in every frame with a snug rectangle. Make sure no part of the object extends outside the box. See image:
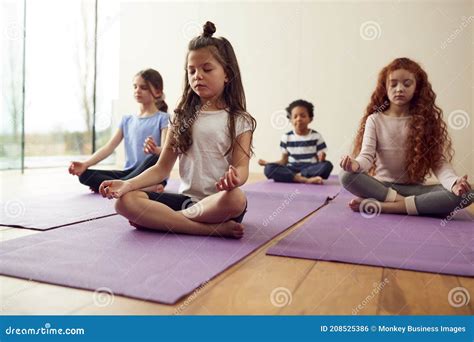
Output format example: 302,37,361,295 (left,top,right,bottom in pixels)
0,192,116,231
0,190,328,304
267,191,474,276
243,175,341,198
0,179,181,231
